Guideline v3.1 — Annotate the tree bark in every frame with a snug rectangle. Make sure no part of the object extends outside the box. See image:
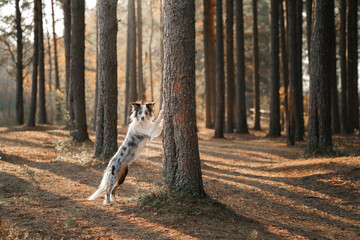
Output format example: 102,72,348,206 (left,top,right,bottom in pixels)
306,0,312,62
159,0,164,108
347,0,359,132
51,0,60,90
235,0,248,134
28,0,40,127
15,0,24,125
214,0,225,138
47,32,52,93
339,0,348,133
64,0,71,110
149,0,154,102
94,0,99,131
203,0,216,129
38,0,47,124
137,0,144,100
268,0,281,137
69,0,89,142
252,0,261,130
225,0,235,133
94,0,118,160
162,0,205,197
306,0,333,154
